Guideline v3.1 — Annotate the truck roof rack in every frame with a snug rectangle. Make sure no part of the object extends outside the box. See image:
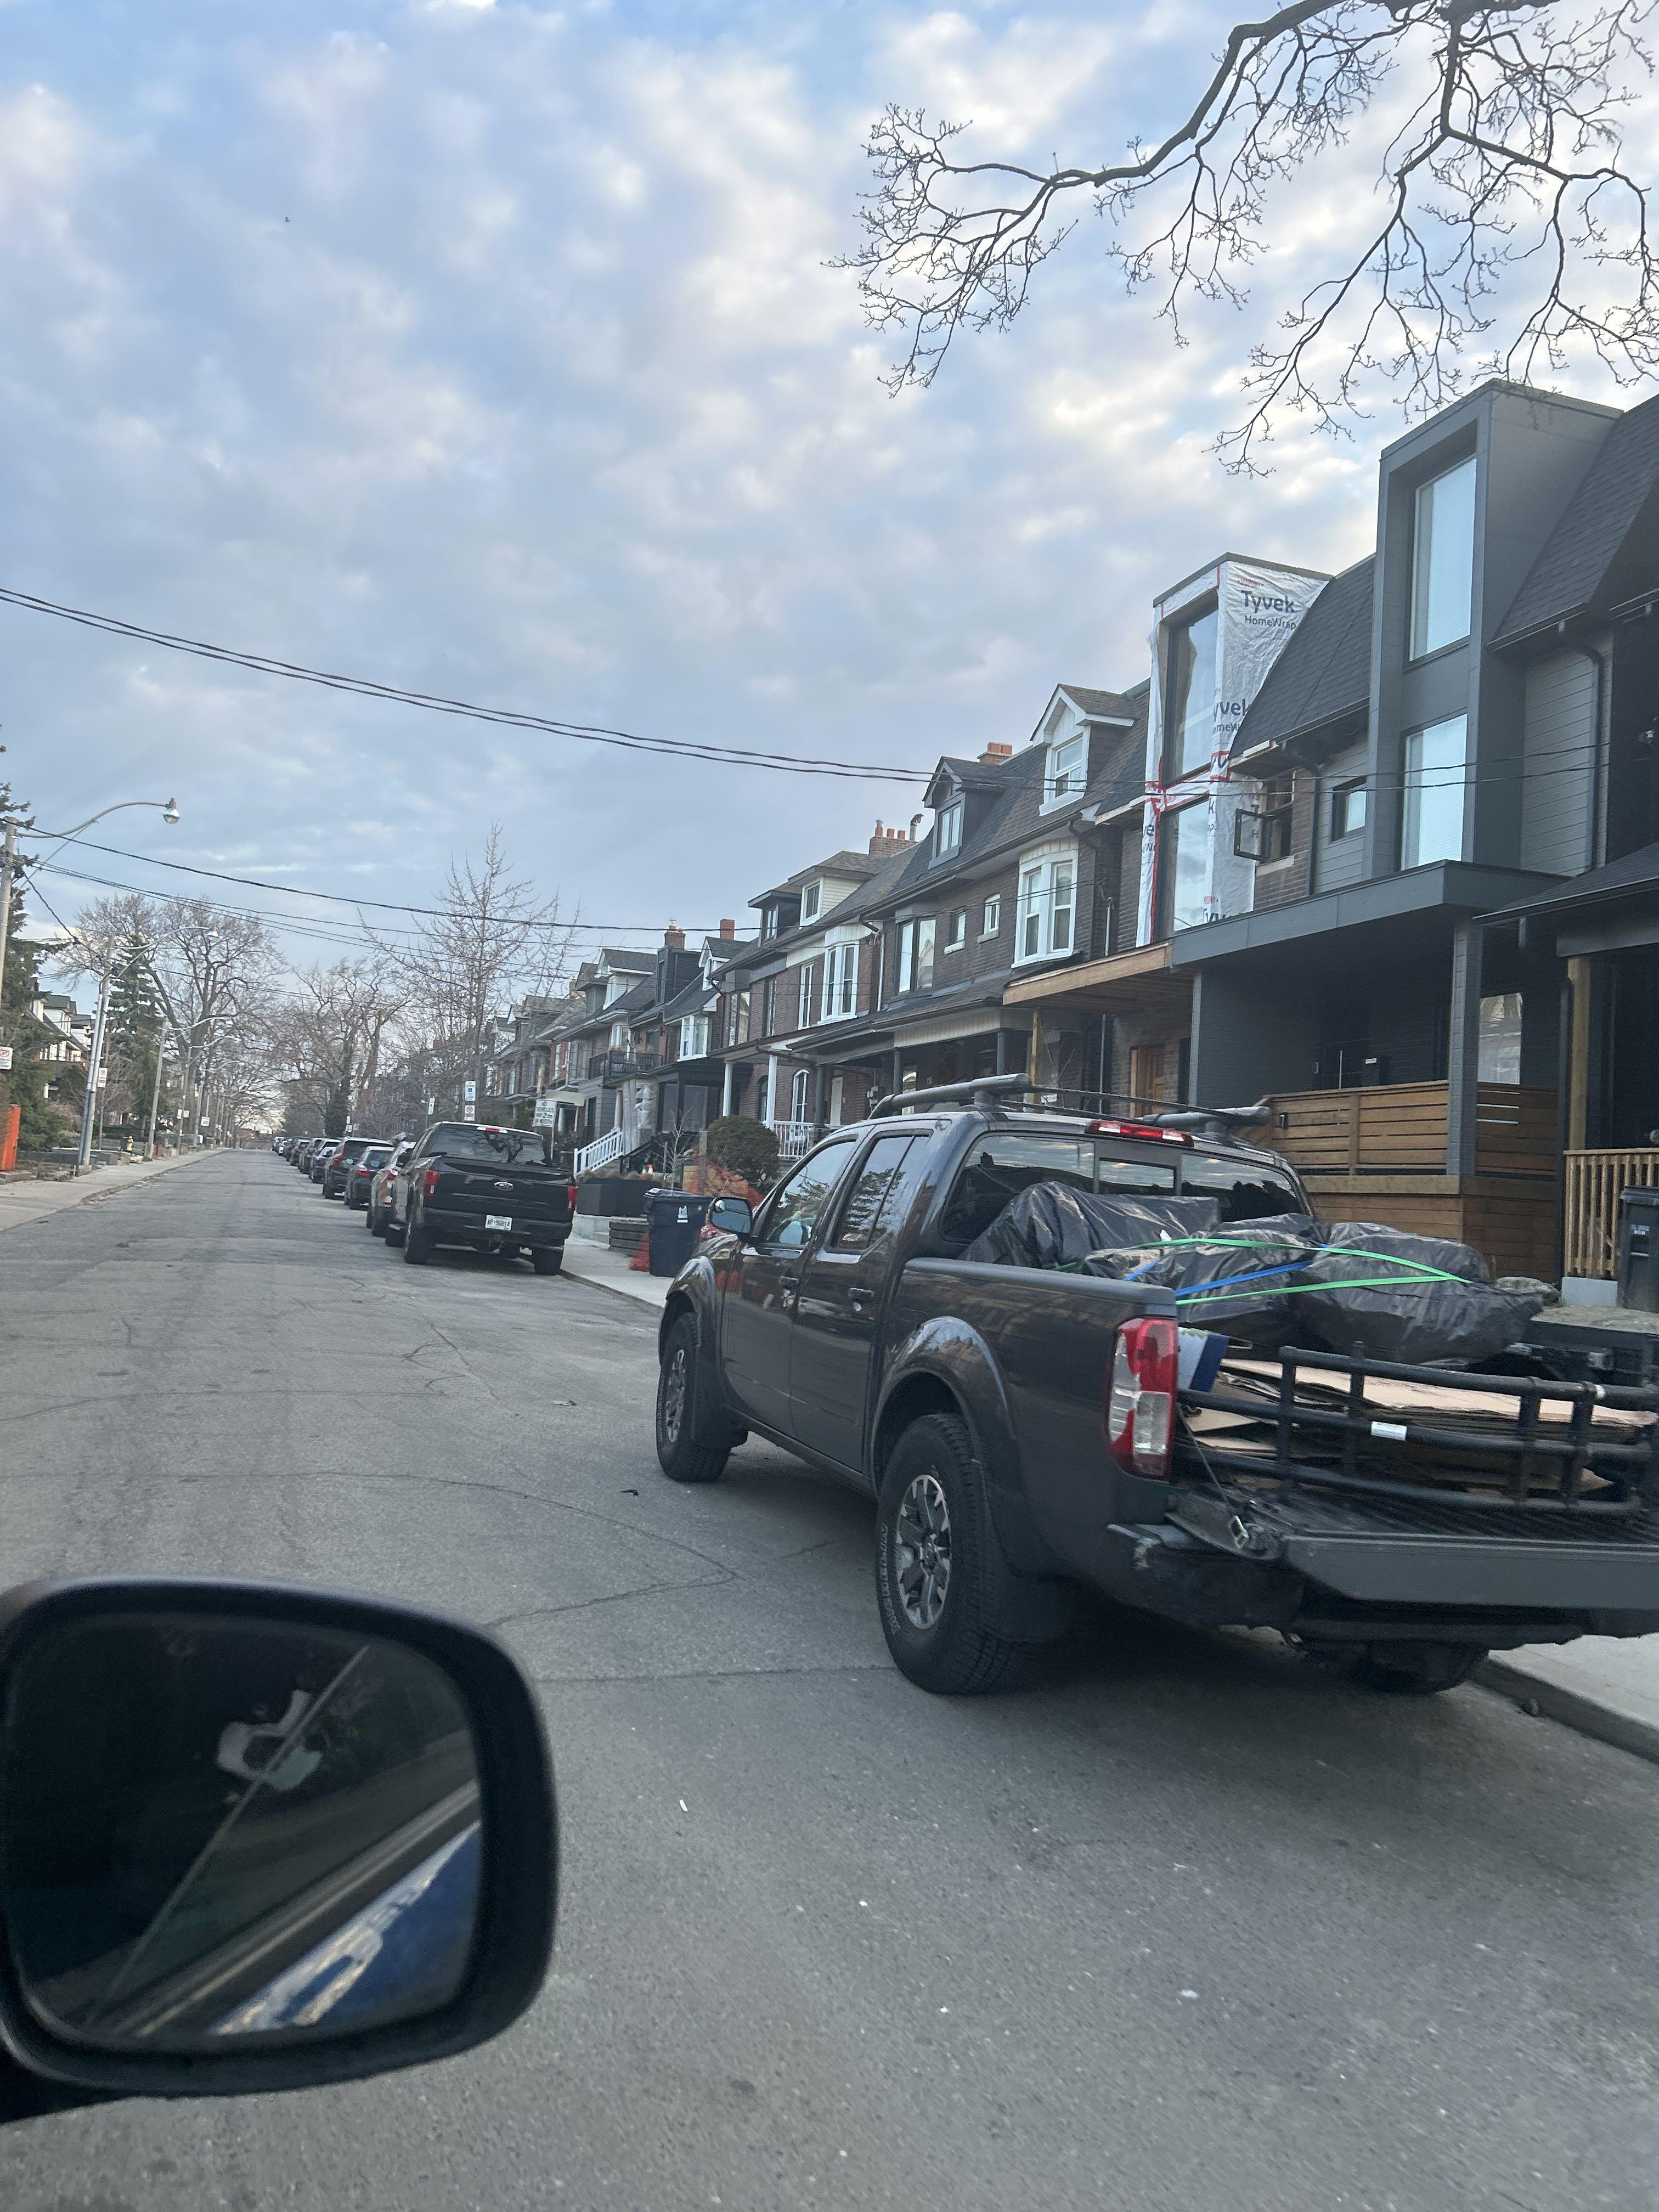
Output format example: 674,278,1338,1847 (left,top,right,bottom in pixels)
868,1074,1036,1119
